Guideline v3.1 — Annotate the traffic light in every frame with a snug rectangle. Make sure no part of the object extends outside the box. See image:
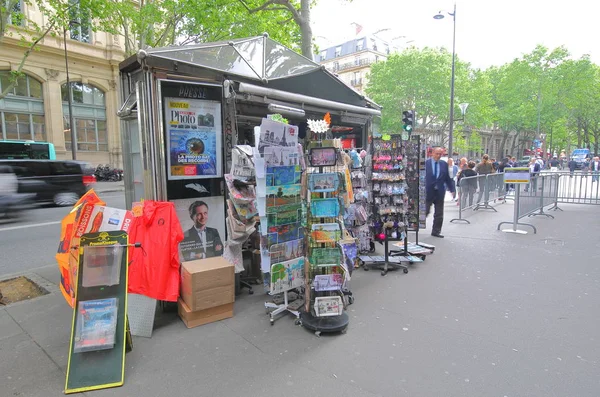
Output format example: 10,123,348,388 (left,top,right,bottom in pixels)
402,110,414,133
